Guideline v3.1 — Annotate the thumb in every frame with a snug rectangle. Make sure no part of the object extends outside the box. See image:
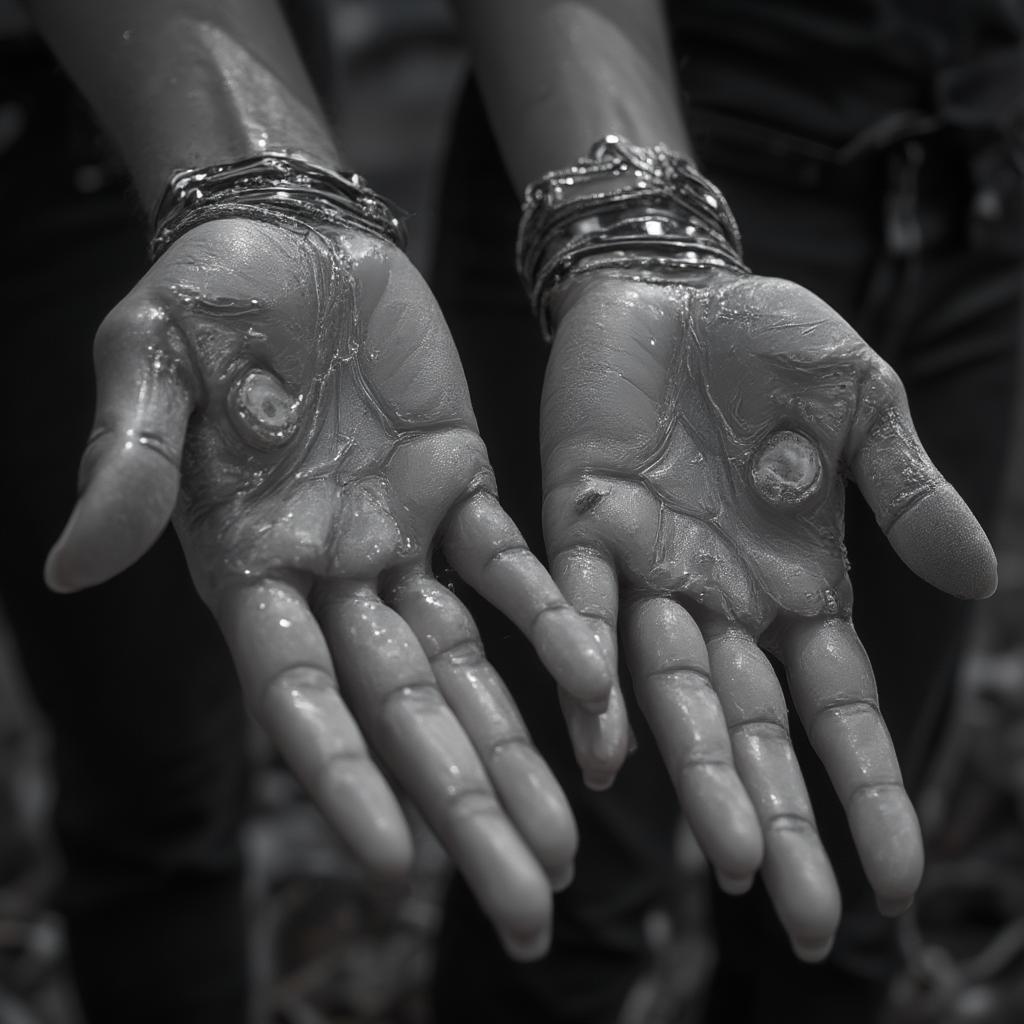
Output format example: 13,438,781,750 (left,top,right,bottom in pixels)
849,361,996,599
45,302,195,592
